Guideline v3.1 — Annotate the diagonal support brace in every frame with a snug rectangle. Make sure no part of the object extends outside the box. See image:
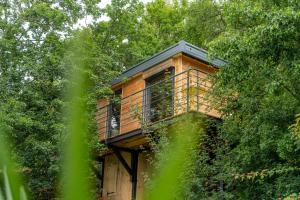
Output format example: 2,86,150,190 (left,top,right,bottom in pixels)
110,146,139,200
112,148,132,175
